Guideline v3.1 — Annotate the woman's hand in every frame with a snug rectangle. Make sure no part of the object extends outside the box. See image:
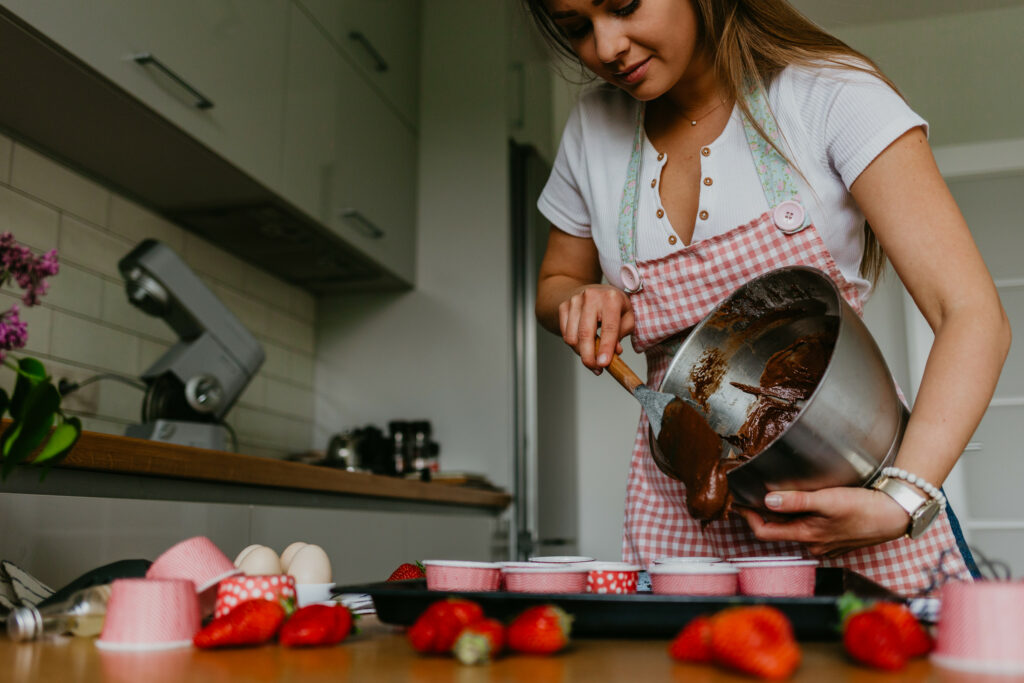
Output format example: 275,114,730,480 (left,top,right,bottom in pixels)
735,487,911,557
535,227,634,372
558,284,635,373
